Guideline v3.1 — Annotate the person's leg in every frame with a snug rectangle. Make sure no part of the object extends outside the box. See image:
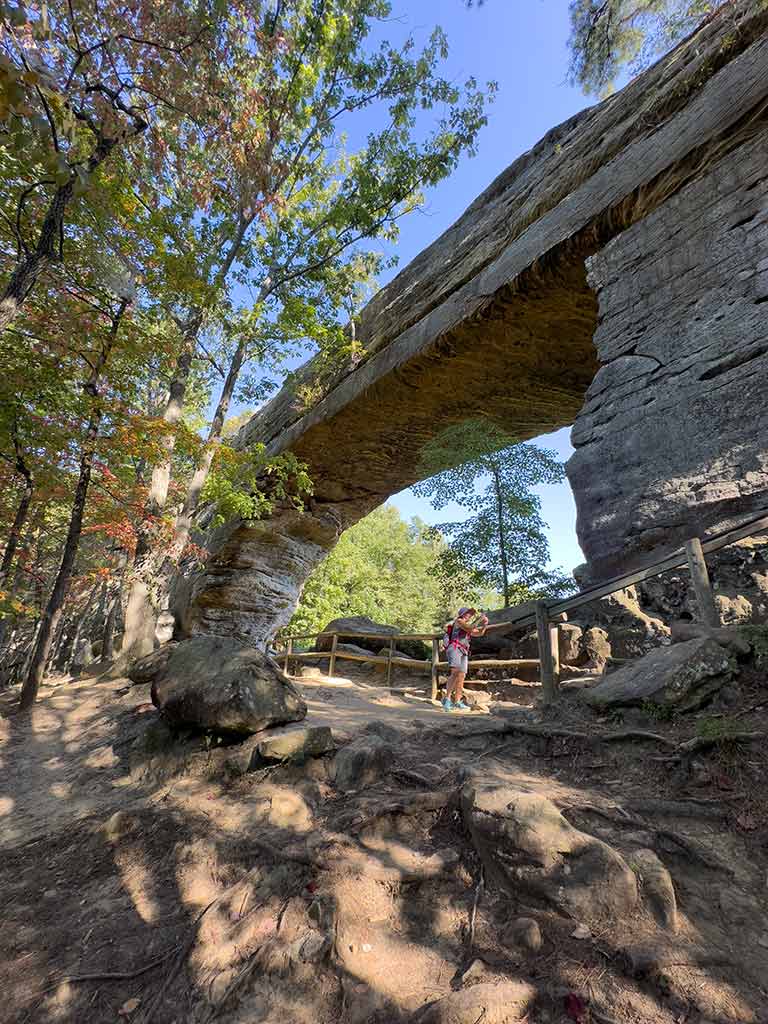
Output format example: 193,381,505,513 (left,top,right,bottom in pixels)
444,646,460,705
453,670,466,704
445,668,460,703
